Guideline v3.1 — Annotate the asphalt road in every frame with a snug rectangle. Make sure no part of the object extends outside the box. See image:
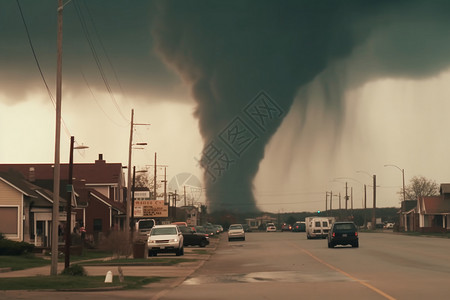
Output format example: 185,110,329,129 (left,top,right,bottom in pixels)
1,231,450,300
160,231,450,300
